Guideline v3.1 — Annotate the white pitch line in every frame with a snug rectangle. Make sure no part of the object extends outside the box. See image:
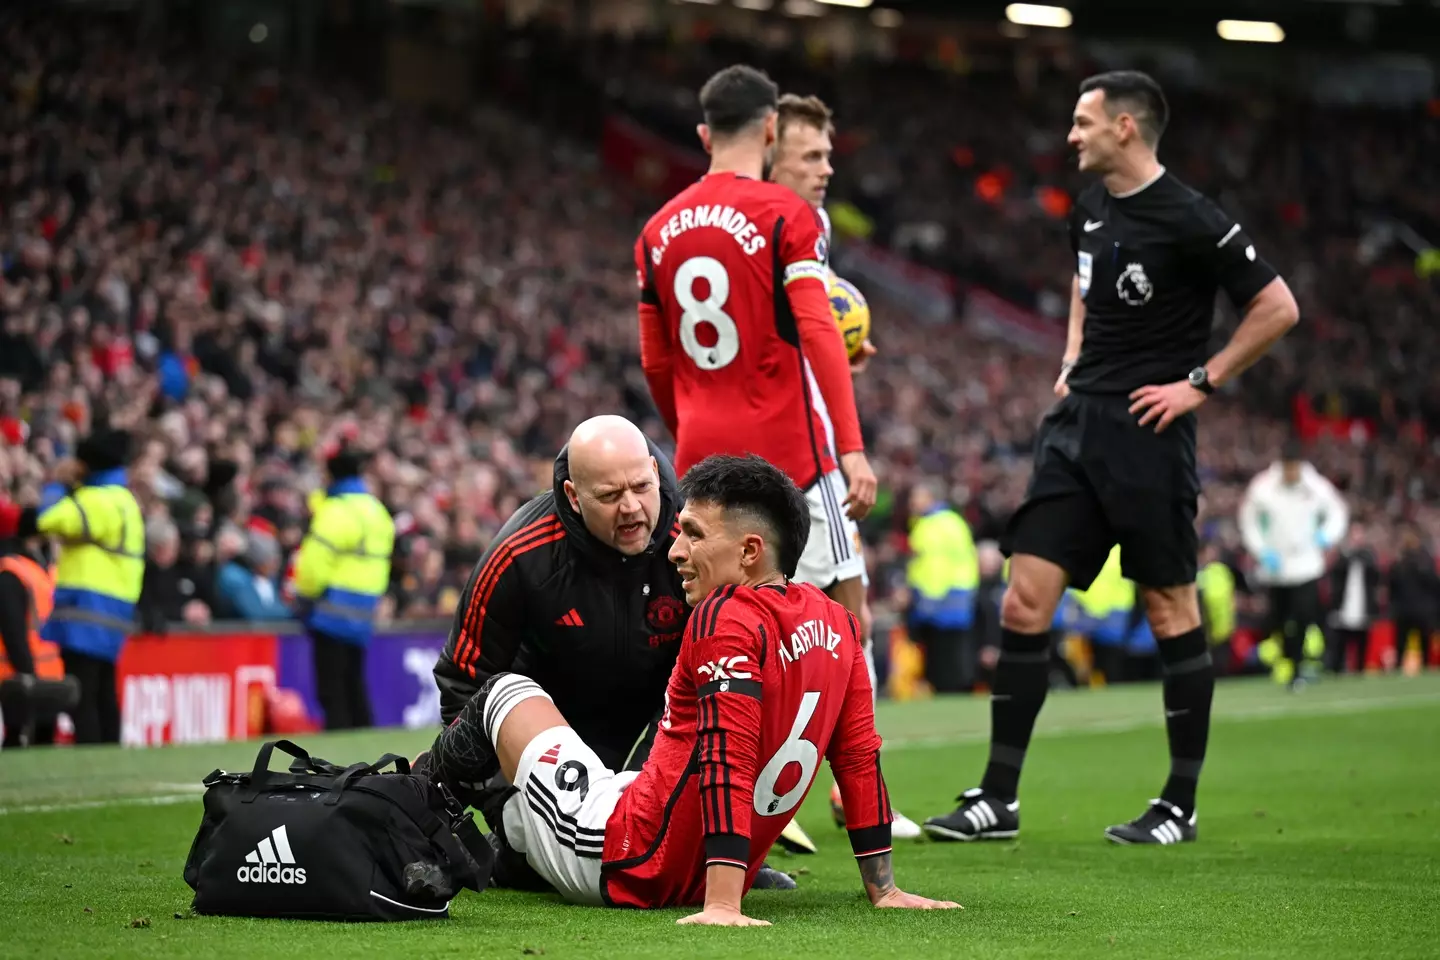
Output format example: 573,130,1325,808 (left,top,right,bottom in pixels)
884,689,1440,751
1,689,1435,816
0,789,202,817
